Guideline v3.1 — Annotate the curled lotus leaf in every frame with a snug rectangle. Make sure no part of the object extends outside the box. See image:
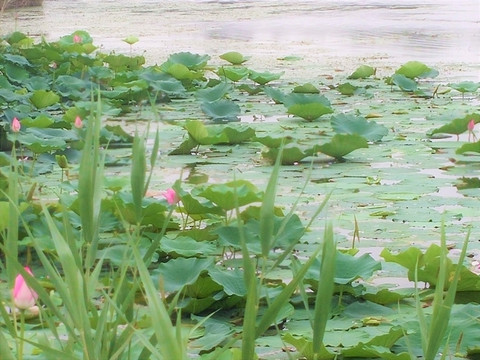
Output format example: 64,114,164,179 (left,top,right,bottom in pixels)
448,81,480,94
217,66,250,82
395,60,438,79
219,51,250,65
347,64,376,79
165,52,210,70
201,99,241,122
248,70,284,85
314,134,368,160
331,114,388,142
